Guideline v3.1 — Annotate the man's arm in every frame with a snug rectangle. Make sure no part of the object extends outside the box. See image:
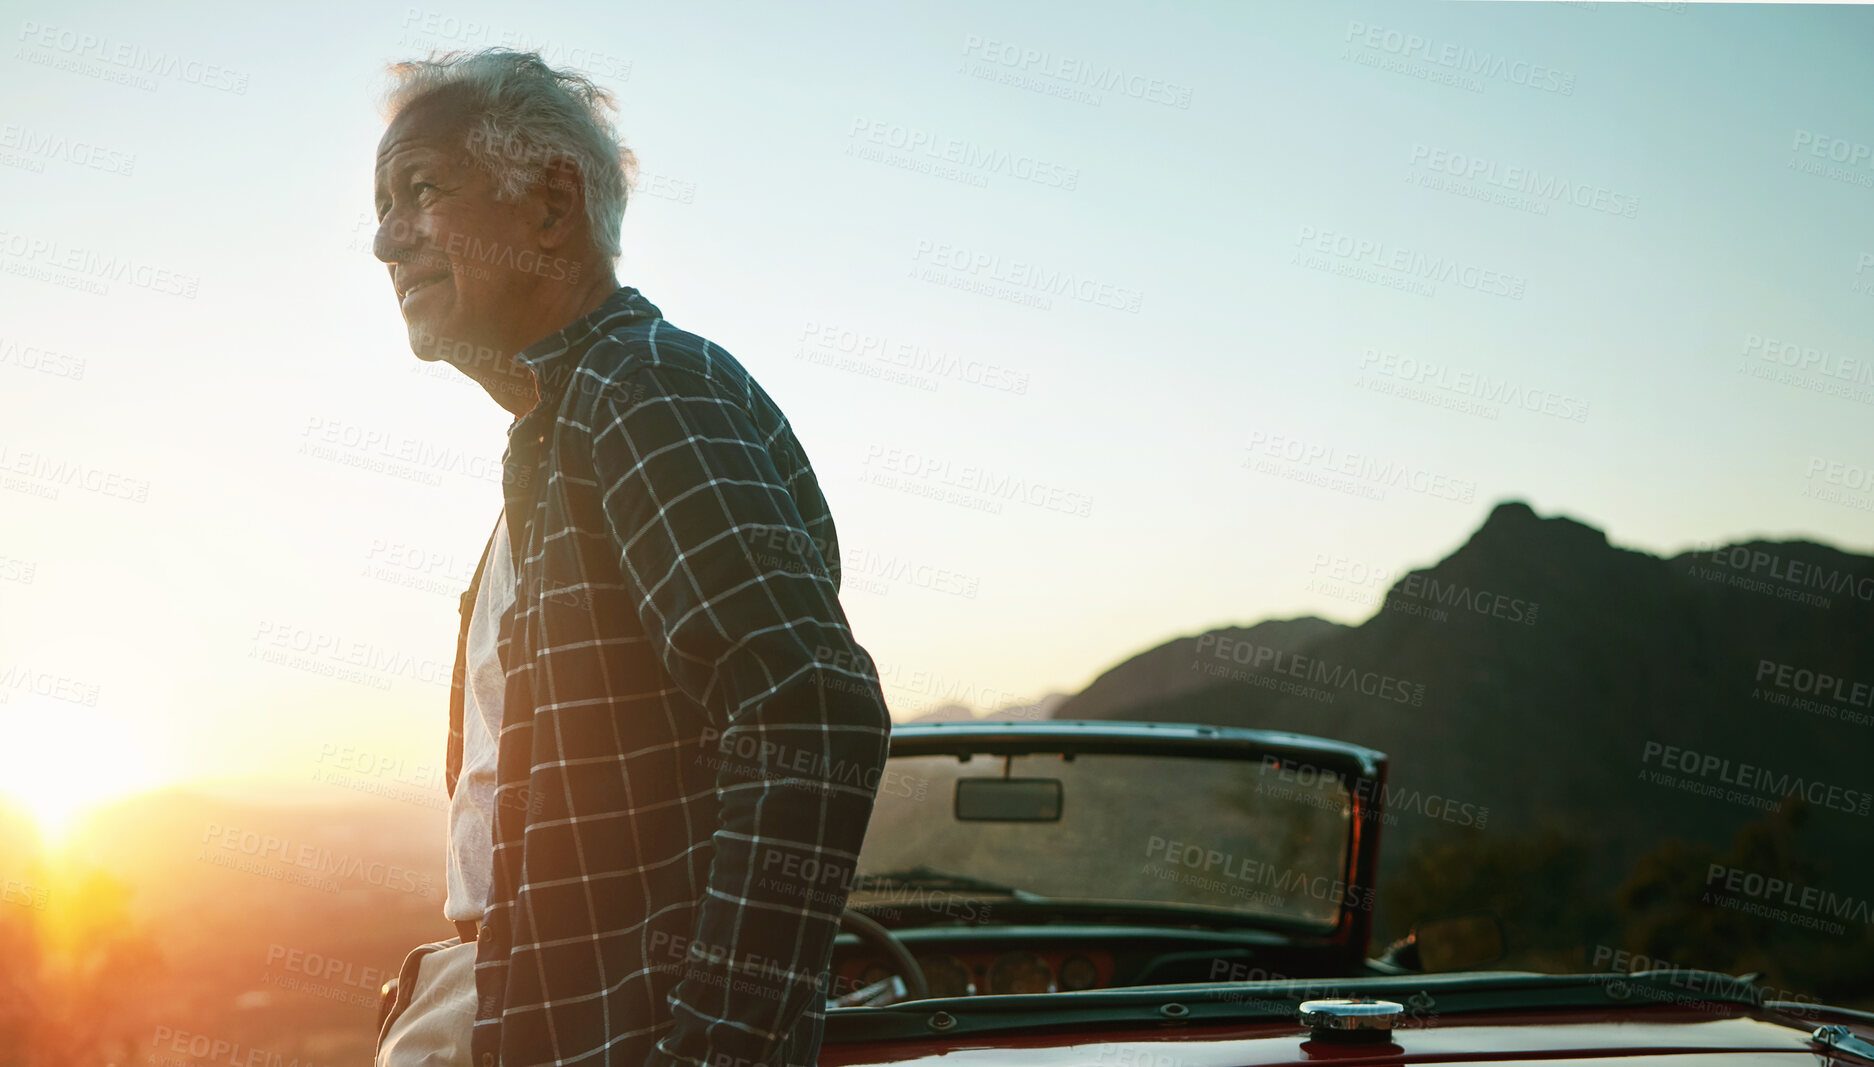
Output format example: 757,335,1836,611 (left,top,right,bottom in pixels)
590,365,892,1067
